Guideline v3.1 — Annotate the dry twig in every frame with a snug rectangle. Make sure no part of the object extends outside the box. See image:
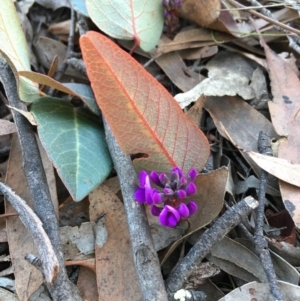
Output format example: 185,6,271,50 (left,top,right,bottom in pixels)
165,196,258,299
0,58,82,301
103,119,169,301
254,132,284,301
